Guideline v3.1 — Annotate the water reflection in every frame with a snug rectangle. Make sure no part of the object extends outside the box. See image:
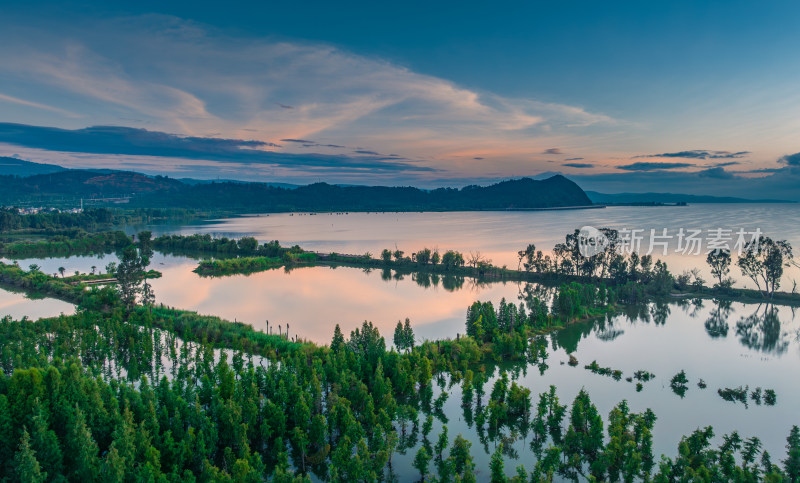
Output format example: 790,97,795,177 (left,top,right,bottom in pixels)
735,304,789,354
704,299,732,338
143,205,800,290
0,285,75,319
386,299,800,479
548,298,799,359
